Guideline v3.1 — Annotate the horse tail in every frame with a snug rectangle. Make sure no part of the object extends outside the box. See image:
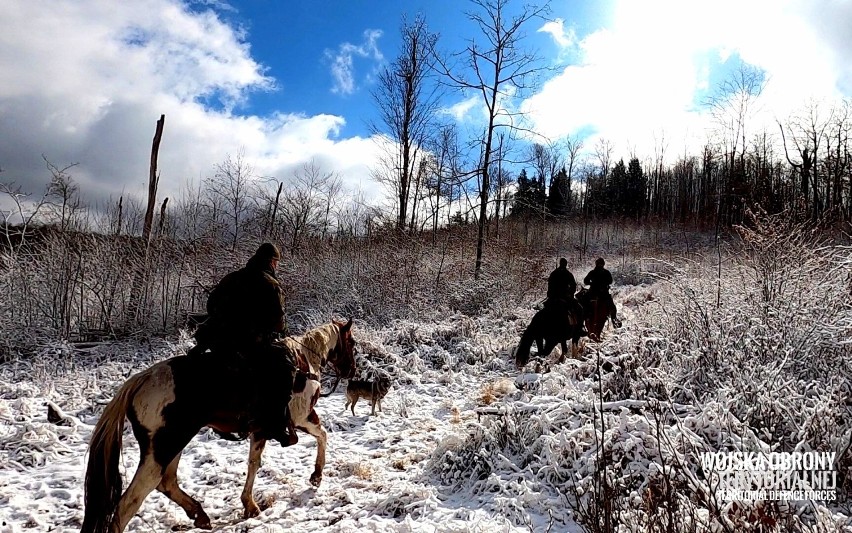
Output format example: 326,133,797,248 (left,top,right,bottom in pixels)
81,371,148,533
515,325,536,368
